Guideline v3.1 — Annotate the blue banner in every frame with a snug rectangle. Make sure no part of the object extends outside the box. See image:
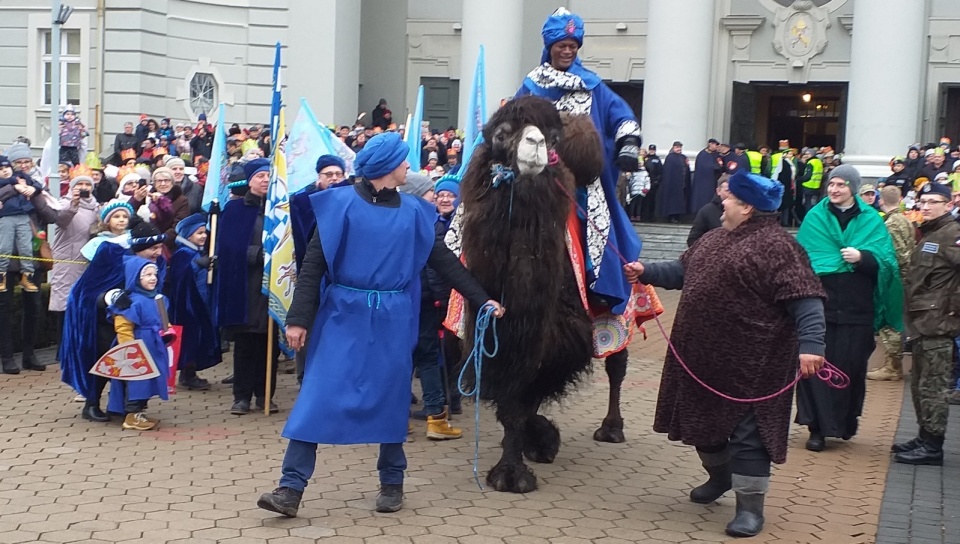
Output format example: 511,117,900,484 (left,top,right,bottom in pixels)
405,85,424,171
201,103,228,211
460,45,487,178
